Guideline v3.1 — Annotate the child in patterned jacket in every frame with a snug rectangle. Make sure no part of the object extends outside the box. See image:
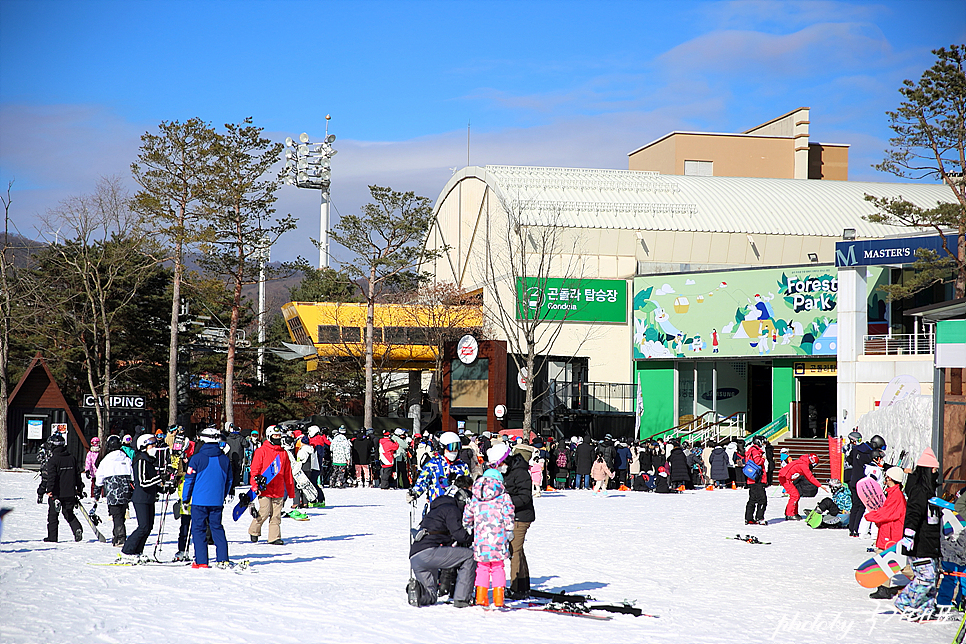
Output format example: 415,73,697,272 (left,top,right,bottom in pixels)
463,468,515,608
